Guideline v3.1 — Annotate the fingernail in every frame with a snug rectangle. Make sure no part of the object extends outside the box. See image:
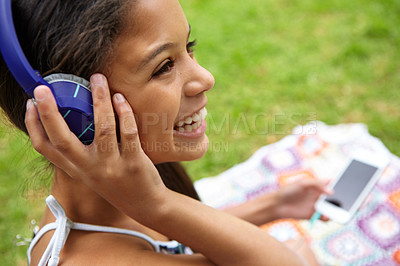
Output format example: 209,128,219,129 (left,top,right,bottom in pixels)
26,99,33,111
326,188,334,195
114,93,125,103
91,74,105,85
34,86,49,102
